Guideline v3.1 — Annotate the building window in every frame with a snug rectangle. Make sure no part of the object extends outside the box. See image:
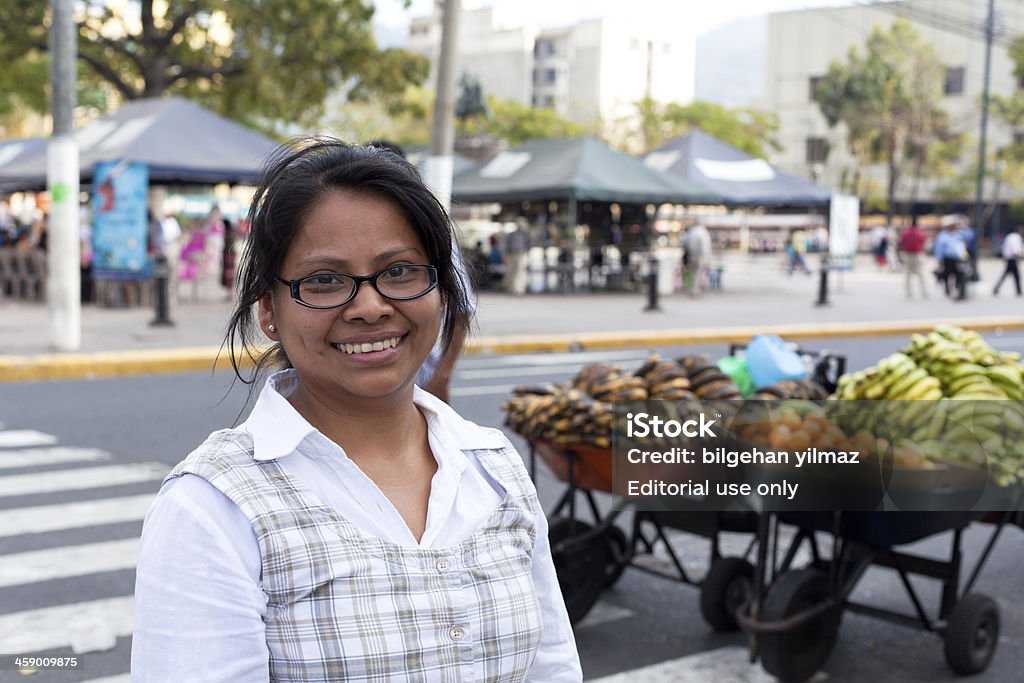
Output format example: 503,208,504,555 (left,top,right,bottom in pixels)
532,68,539,84
1018,73,1024,90
542,95,555,109
545,68,557,84
944,66,965,95
809,76,822,101
806,137,830,164
1014,132,1024,146
546,40,557,56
